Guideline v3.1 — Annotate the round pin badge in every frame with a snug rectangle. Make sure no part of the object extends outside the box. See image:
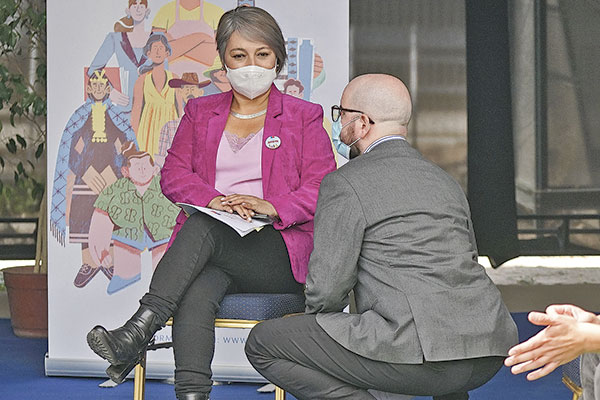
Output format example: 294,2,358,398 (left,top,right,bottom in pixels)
265,135,281,149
